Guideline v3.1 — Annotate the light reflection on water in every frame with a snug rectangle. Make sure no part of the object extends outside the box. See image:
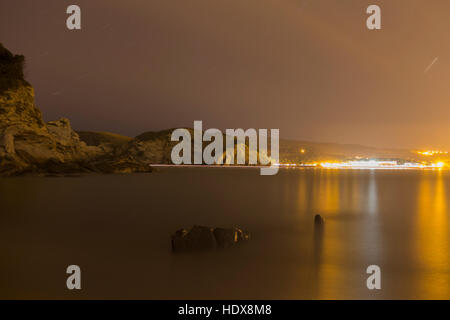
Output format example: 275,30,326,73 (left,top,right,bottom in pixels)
416,171,450,298
0,168,449,299
293,169,449,299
